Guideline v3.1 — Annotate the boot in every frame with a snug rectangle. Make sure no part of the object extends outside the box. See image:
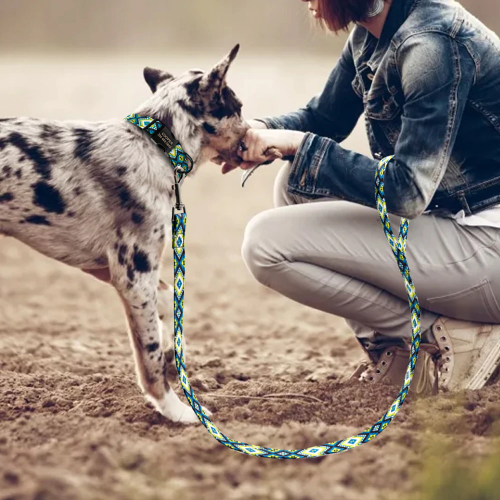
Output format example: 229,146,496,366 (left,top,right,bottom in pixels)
350,338,439,396
431,316,500,391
